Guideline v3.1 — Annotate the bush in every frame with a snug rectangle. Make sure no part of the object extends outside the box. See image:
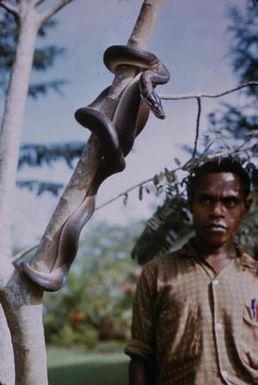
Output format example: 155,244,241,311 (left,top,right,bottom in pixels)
49,323,99,350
